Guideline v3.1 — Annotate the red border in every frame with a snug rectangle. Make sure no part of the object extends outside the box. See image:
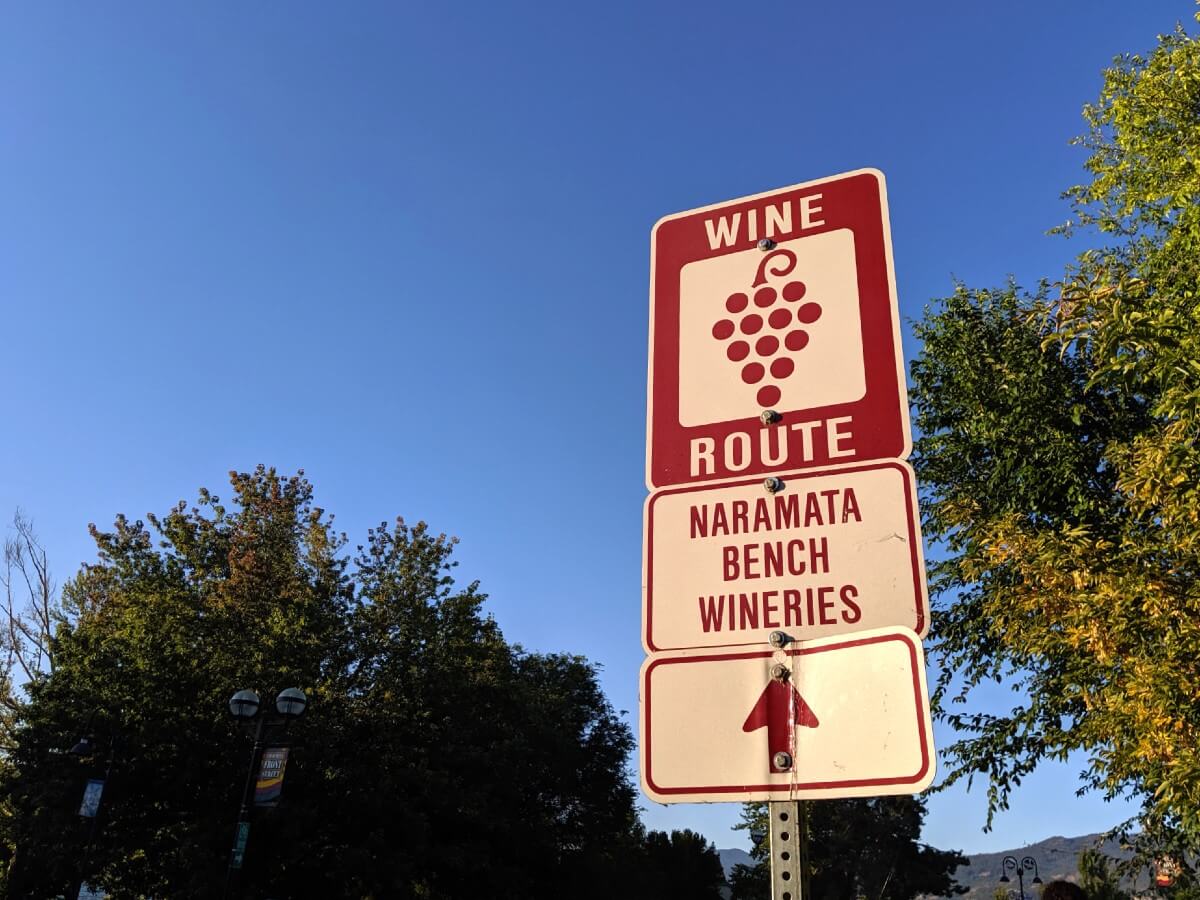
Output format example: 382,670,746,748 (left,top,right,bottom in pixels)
647,171,910,488
643,461,927,652
641,631,931,797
